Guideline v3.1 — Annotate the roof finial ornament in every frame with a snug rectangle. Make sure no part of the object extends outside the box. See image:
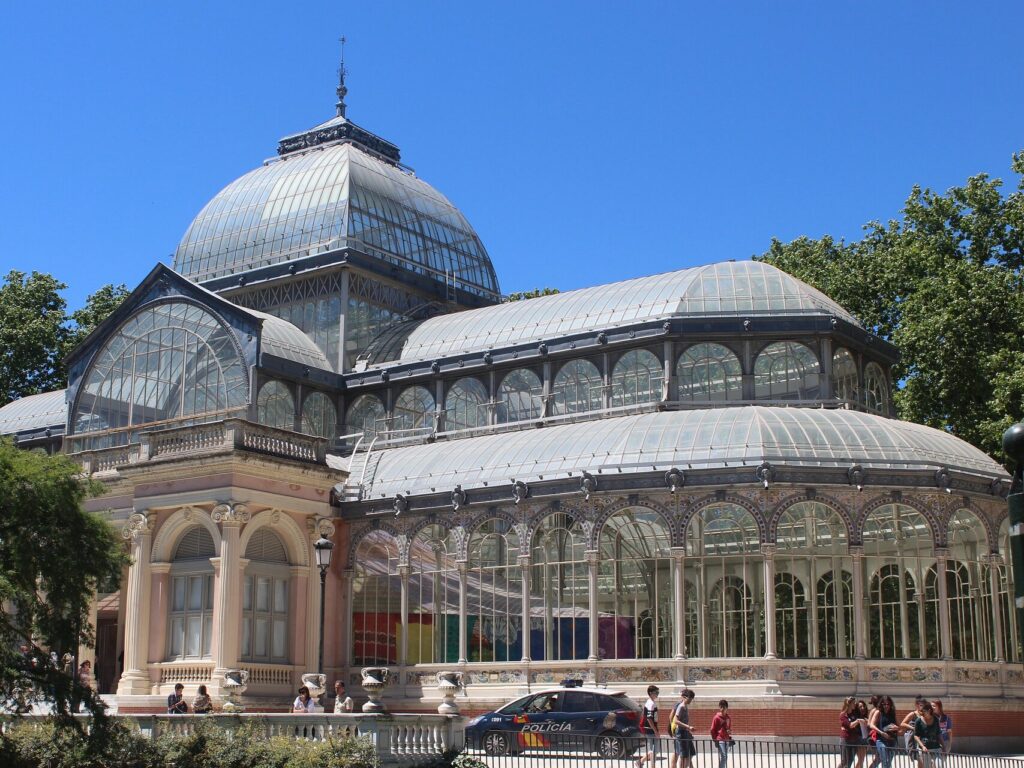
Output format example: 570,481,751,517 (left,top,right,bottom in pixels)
335,35,349,118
